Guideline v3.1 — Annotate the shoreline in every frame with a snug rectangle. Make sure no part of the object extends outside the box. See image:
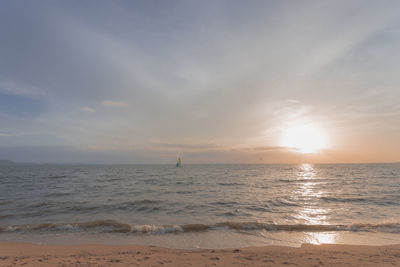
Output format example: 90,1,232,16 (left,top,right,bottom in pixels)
1,242,400,266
